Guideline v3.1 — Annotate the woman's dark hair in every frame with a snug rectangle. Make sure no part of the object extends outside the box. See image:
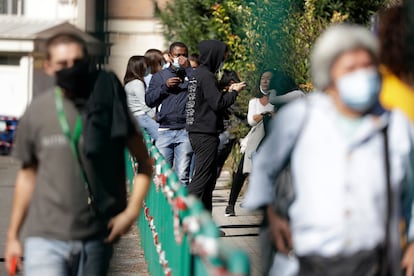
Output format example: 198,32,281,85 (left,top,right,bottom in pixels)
254,69,298,98
189,53,200,62
144,49,164,74
219,69,241,91
378,4,414,81
270,70,299,95
123,55,147,86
